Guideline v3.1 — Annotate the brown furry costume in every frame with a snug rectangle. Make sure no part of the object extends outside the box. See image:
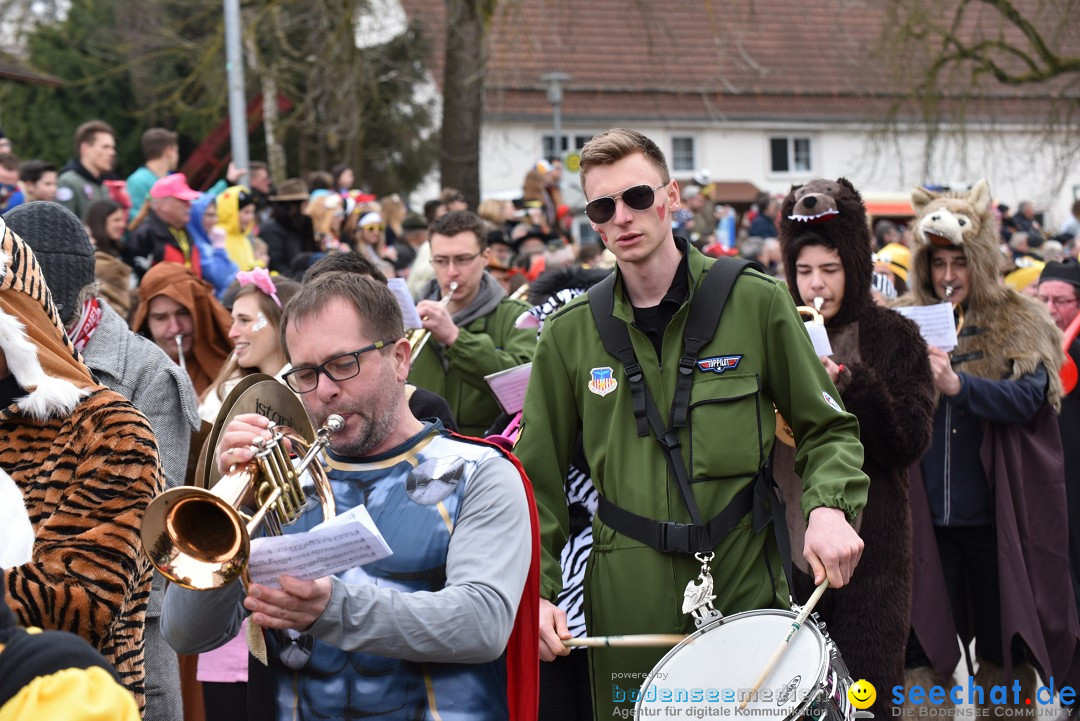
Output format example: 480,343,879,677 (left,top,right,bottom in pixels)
904,180,1064,409
902,181,1080,696
775,178,935,718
